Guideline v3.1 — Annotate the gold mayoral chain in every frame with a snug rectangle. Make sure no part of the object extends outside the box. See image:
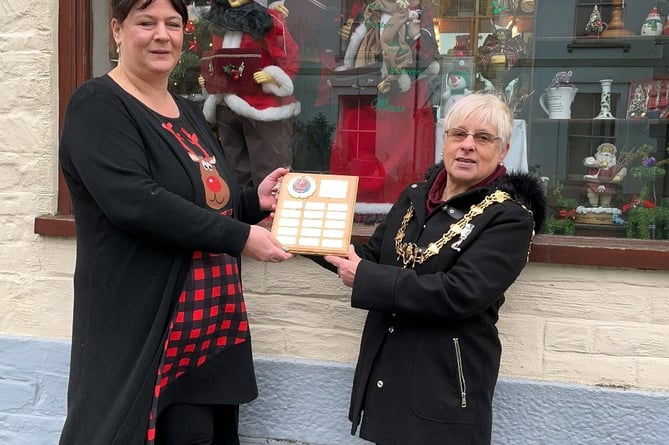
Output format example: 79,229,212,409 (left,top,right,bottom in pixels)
394,190,512,269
